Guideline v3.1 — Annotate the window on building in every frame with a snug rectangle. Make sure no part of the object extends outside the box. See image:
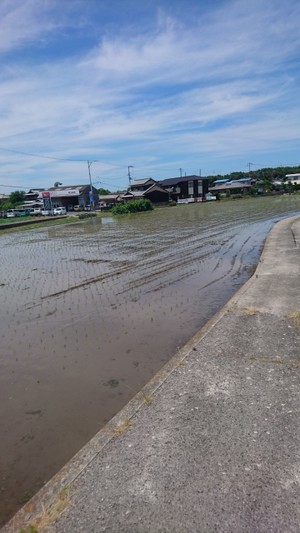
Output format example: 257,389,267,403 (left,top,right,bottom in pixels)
188,180,194,196
198,180,203,196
